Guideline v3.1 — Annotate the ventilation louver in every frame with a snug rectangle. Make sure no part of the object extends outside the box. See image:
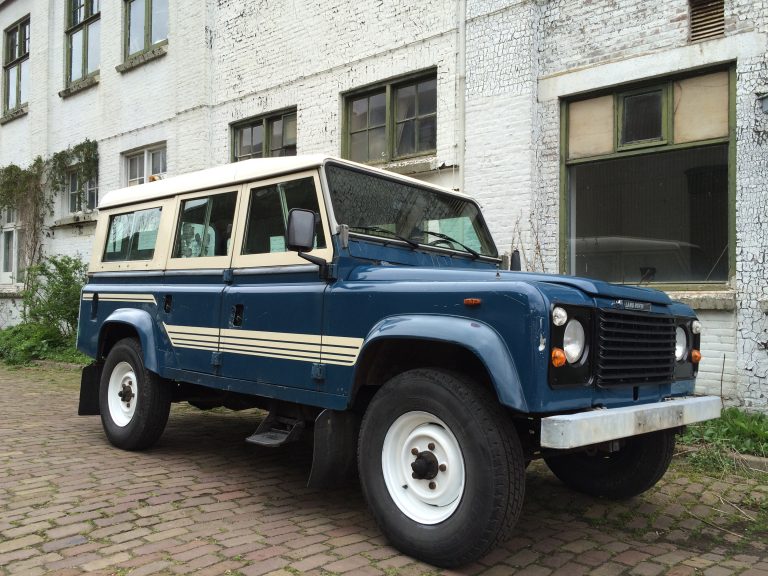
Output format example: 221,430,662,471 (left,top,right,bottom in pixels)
689,0,725,42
